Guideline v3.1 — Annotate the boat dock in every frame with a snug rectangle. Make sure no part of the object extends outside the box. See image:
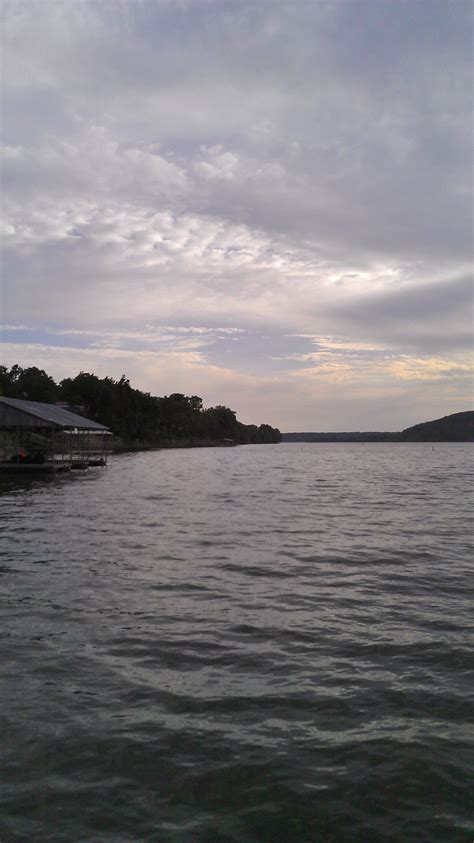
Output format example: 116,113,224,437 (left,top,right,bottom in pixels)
0,397,112,474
